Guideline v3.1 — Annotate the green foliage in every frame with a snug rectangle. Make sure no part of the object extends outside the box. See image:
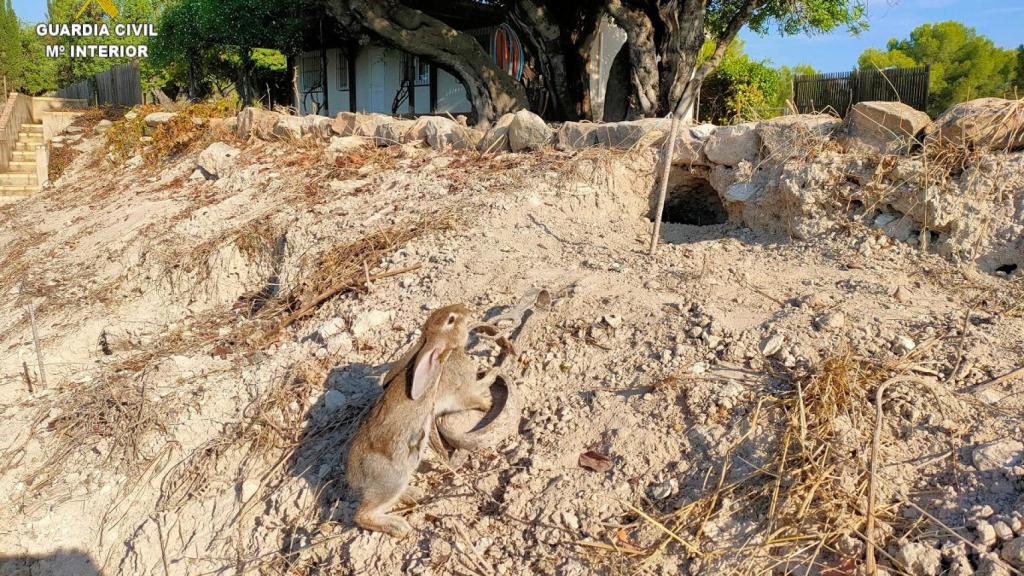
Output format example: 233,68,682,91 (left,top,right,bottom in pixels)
857,21,1018,116
737,0,868,38
1,0,24,91
699,40,793,124
774,63,817,110
857,47,916,70
150,0,310,103
46,0,164,86
18,24,59,94
0,3,59,95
